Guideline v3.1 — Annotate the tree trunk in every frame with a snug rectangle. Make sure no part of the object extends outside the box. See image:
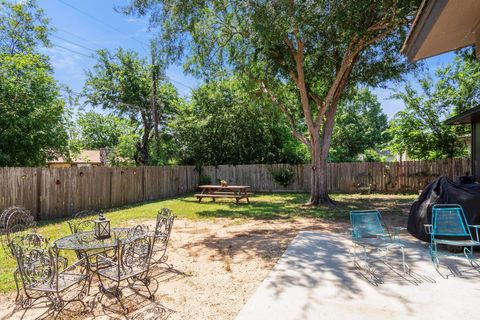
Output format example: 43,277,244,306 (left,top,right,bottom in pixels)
307,137,334,206
135,112,152,165
151,52,160,160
